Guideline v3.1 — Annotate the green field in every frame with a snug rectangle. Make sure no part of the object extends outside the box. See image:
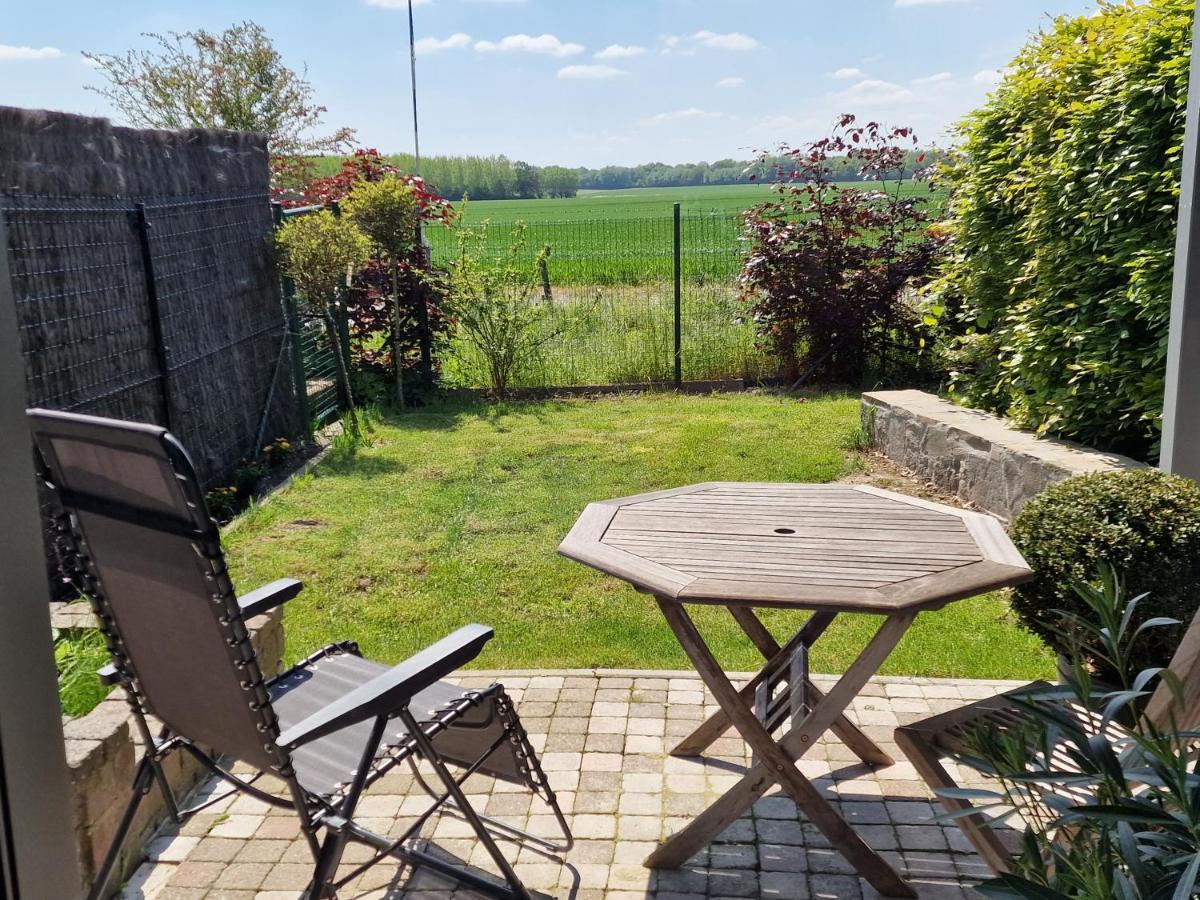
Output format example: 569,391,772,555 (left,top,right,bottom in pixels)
425,182,945,283
453,183,778,222
448,181,942,224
